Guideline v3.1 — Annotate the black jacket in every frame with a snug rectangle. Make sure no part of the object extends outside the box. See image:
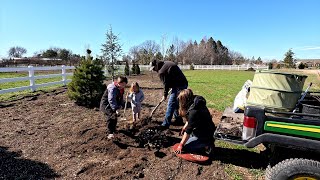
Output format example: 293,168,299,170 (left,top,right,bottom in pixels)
185,96,216,142
154,61,188,97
